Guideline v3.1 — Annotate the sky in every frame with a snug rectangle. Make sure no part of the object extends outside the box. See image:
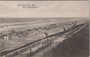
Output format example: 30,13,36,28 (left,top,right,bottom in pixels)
0,1,89,18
